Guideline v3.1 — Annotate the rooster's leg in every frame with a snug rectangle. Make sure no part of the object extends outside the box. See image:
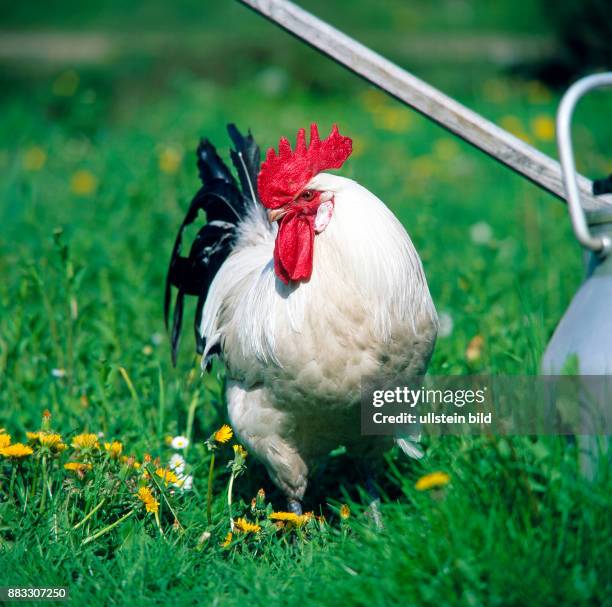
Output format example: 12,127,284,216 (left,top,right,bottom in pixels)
357,458,383,531
287,498,303,516
228,382,309,509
